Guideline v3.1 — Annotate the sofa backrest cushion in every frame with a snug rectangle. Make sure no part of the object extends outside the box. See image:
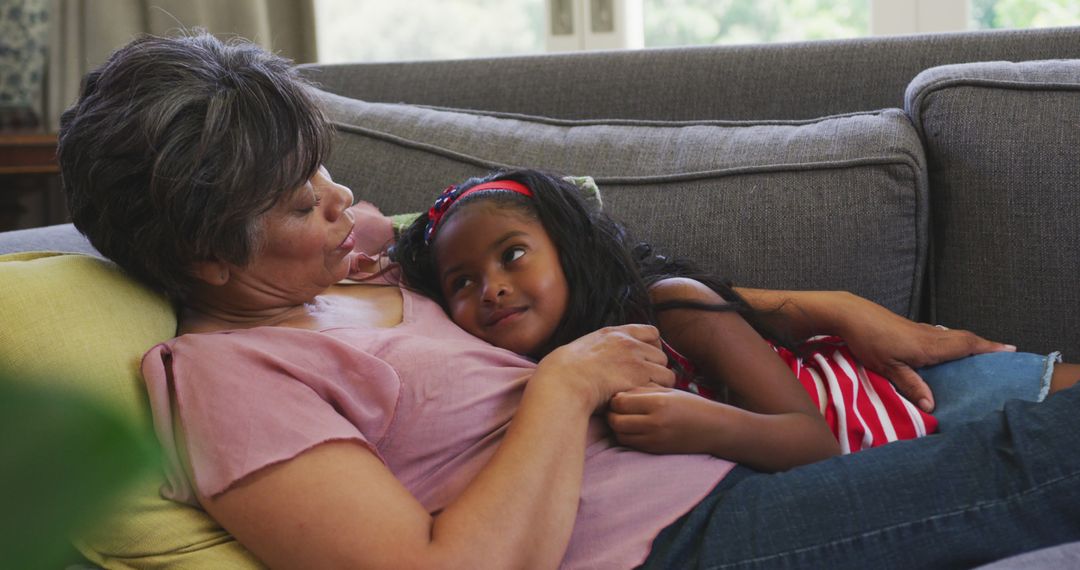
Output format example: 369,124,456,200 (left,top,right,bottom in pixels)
299,26,1080,121
906,60,1080,356
315,89,929,319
